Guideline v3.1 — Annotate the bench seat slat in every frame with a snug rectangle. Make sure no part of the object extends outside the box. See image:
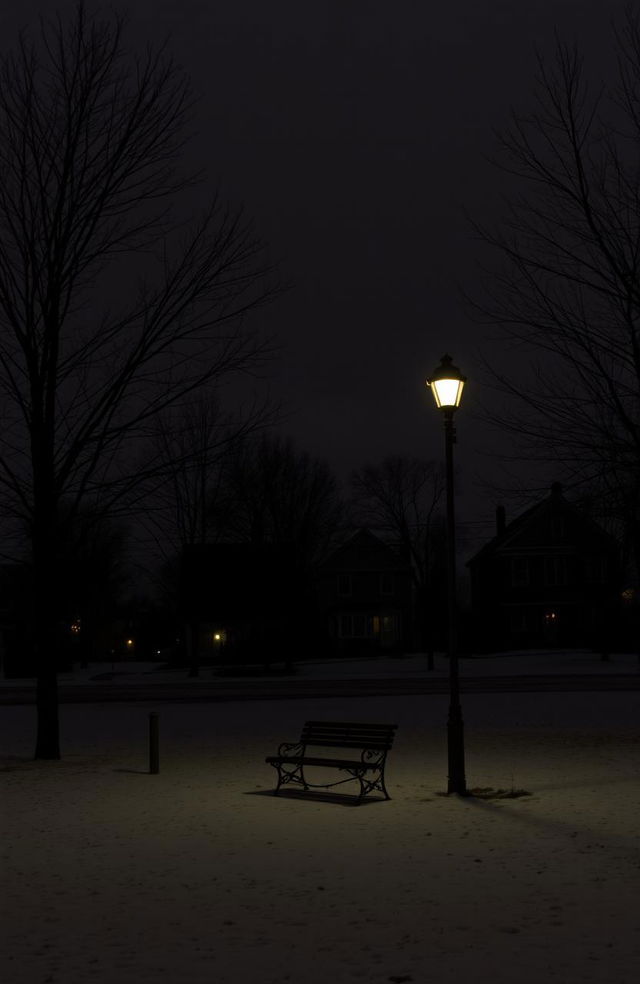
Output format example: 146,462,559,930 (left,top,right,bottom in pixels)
301,724,396,749
304,721,398,731
303,722,396,732
265,755,380,770
300,740,392,750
